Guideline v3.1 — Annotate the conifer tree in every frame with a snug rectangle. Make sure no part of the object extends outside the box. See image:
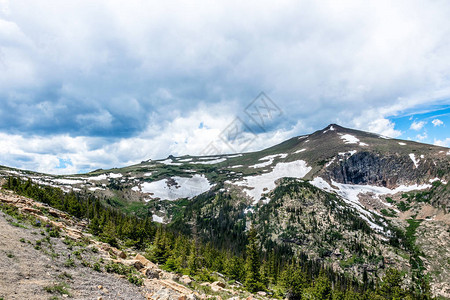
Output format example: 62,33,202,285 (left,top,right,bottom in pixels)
244,226,263,292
